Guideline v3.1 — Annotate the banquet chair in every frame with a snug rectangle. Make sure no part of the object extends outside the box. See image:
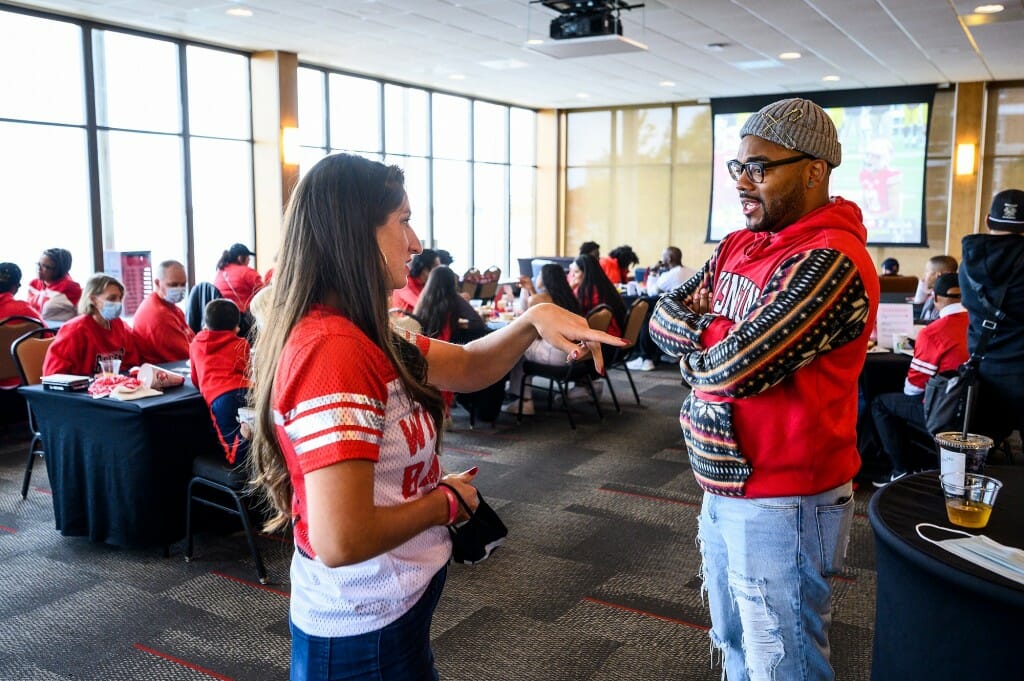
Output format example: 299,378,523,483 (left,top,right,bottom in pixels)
605,298,650,405
512,305,617,429
0,316,44,431
460,268,482,298
185,455,268,584
186,282,222,334
11,325,57,498
475,266,502,302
